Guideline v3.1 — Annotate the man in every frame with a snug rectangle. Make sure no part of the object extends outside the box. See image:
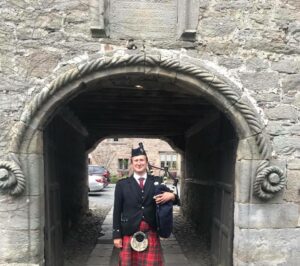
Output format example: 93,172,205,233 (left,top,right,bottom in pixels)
113,146,179,266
